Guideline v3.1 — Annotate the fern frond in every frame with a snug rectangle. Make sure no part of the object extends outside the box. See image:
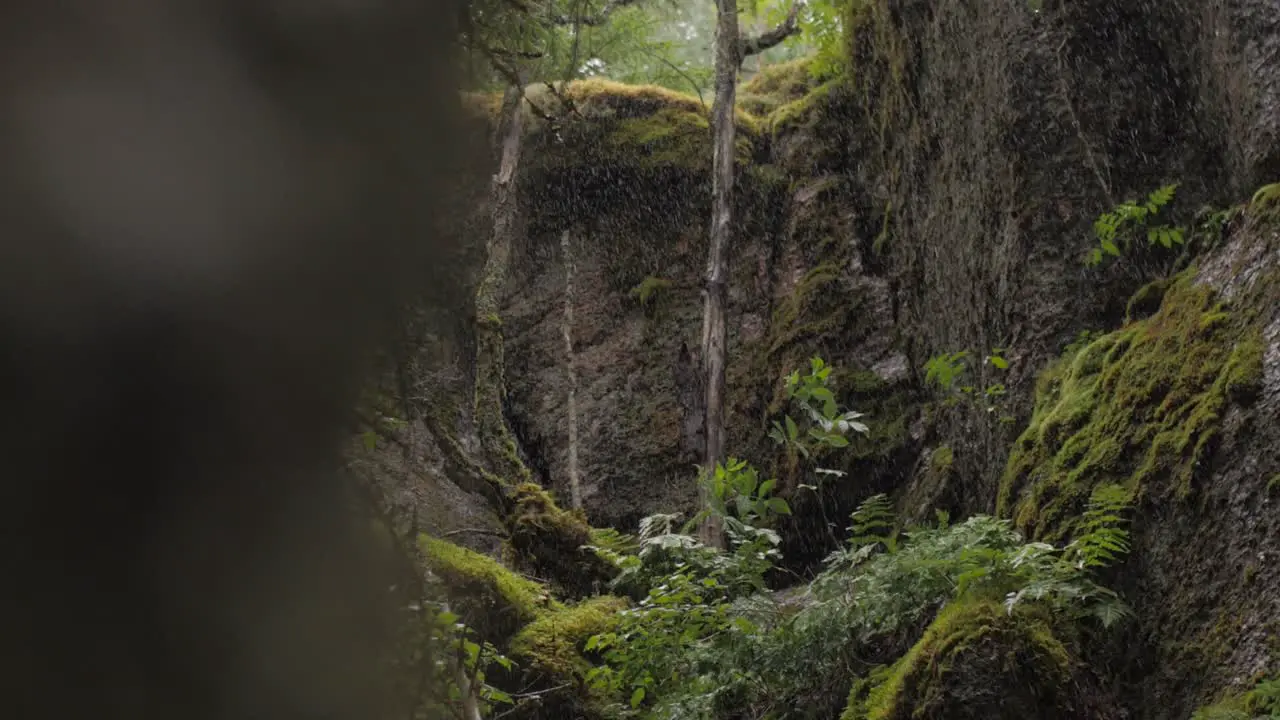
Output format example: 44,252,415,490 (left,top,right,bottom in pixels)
847,494,897,552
